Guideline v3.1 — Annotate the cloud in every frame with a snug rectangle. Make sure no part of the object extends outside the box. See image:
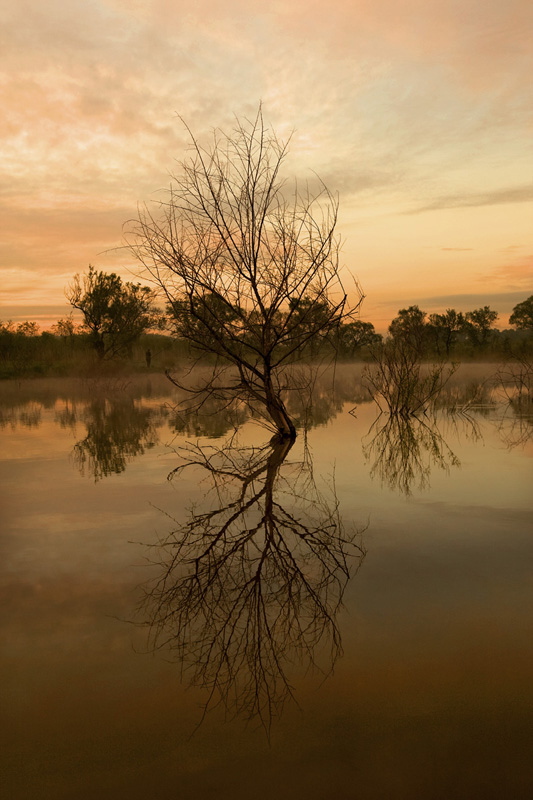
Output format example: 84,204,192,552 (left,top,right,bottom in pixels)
1,0,532,318
484,258,533,291
407,185,533,214
0,304,70,322
406,291,529,313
